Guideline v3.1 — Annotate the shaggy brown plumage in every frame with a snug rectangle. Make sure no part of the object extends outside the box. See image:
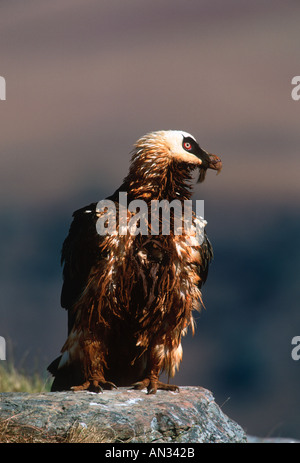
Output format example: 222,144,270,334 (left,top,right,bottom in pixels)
48,130,222,394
